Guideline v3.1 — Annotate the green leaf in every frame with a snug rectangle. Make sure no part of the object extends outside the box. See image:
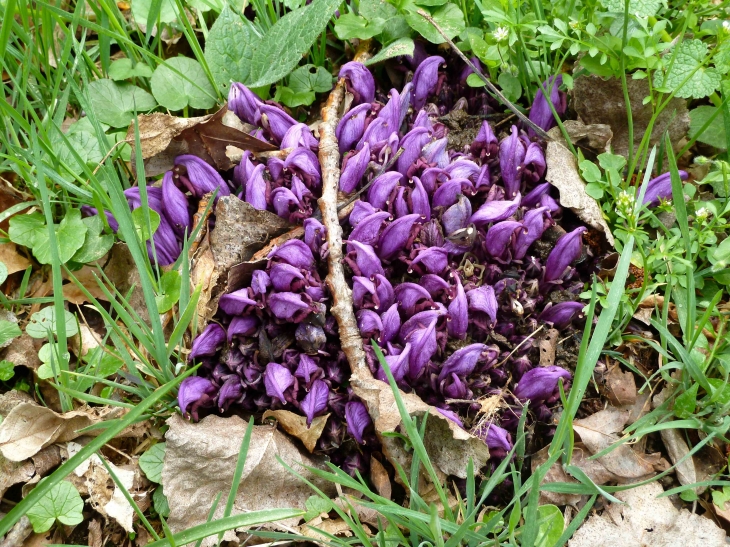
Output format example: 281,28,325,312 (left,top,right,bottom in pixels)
151,57,217,111
365,37,415,65
139,443,166,483
600,0,662,16
277,87,315,108
0,360,15,382
33,209,88,265
8,213,45,249
72,216,114,264
153,486,170,517
288,64,333,95
597,152,626,171
0,321,21,346
131,207,161,243
689,106,727,150
204,6,257,92
405,3,465,44
26,307,79,339
580,160,603,182
53,122,109,178
584,182,604,200
131,0,177,24
155,270,181,313
415,0,448,5
87,79,157,127
674,382,699,419
0,262,7,286
246,0,342,88
534,504,564,547
334,13,385,40
654,39,720,99
26,481,84,533
108,58,154,81
466,73,485,87
359,0,398,20
187,0,225,12
303,495,331,521
497,72,521,102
